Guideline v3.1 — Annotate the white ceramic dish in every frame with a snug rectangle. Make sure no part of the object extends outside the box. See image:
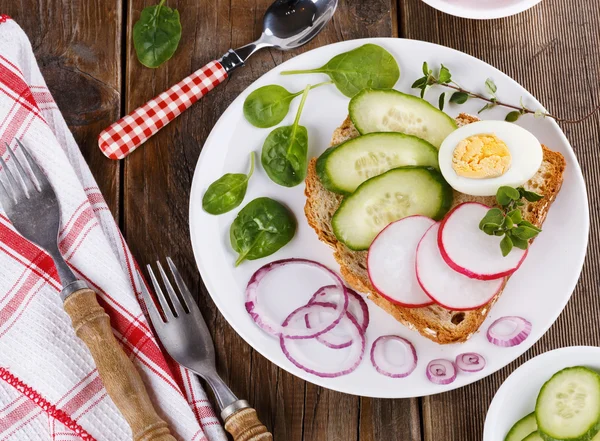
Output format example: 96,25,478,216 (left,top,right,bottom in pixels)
420,0,542,20
189,38,588,398
484,347,600,440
